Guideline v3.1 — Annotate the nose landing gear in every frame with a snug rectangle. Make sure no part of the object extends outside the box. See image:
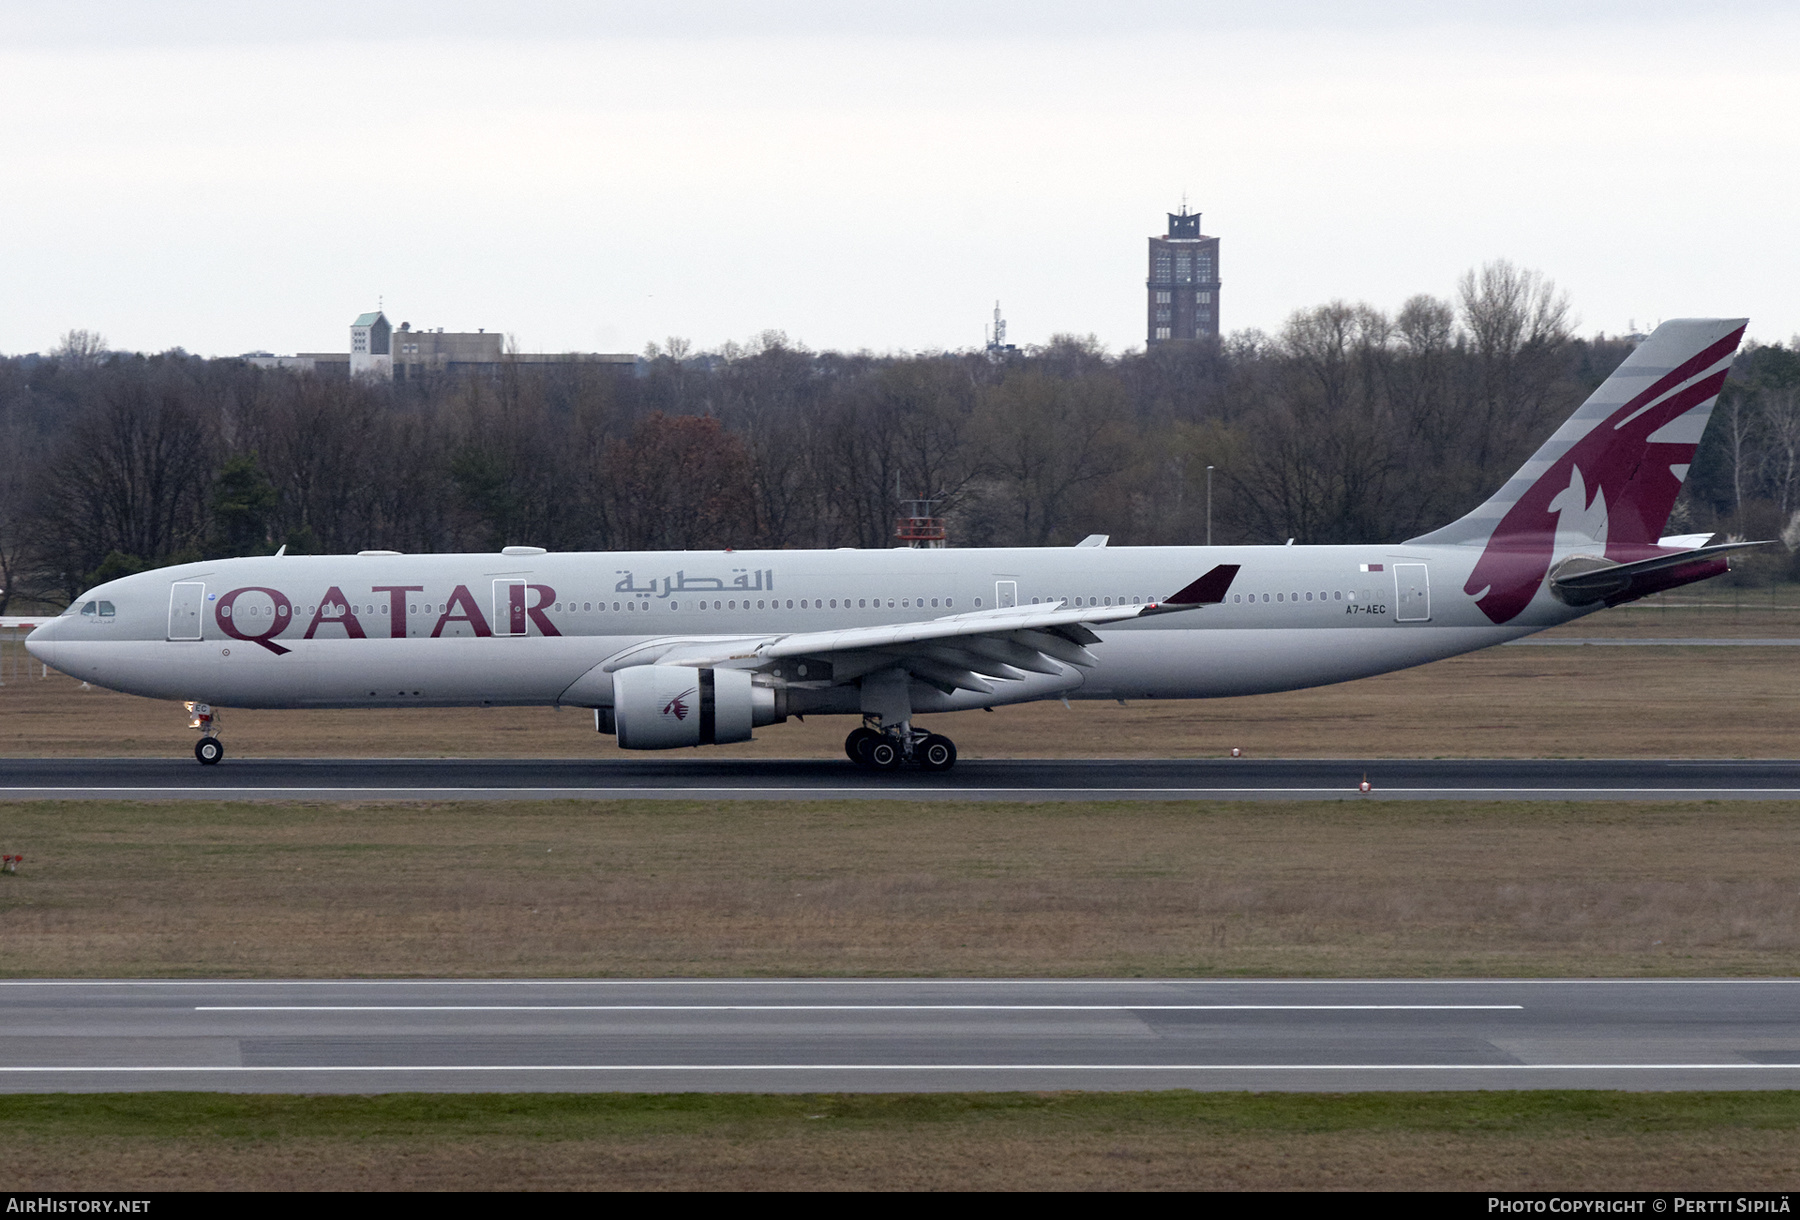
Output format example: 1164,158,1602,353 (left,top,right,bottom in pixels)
185,701,223,765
